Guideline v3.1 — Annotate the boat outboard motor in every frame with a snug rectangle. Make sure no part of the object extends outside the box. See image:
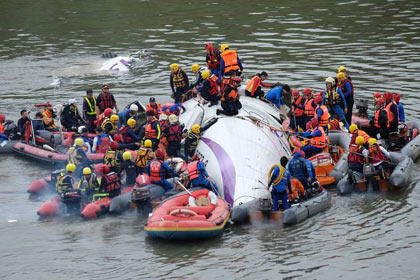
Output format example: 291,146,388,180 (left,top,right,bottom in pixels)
60,189,83,214
356,99,369,118
363,164,375,179
3,120,19,140
132,187,152,215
